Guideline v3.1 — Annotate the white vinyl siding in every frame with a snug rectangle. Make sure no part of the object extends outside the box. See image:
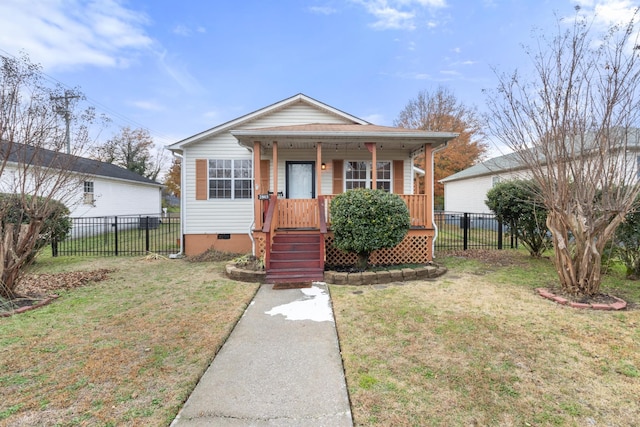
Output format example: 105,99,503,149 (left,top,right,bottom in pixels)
182,100,354,235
